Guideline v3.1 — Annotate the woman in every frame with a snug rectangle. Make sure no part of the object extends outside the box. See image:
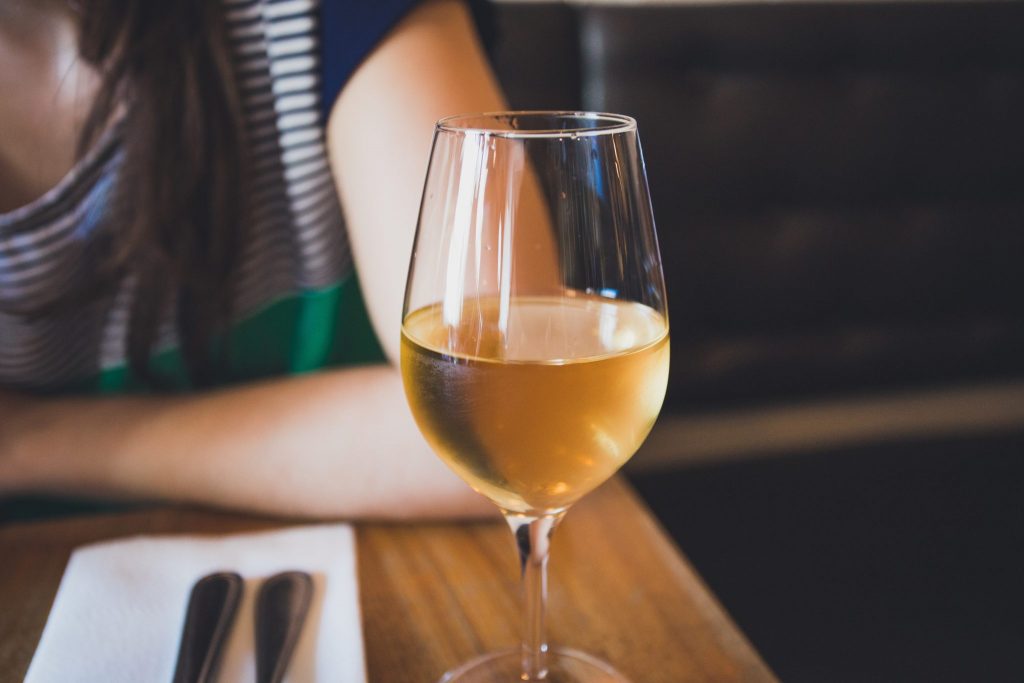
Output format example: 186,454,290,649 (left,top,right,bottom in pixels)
0,0,502,518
